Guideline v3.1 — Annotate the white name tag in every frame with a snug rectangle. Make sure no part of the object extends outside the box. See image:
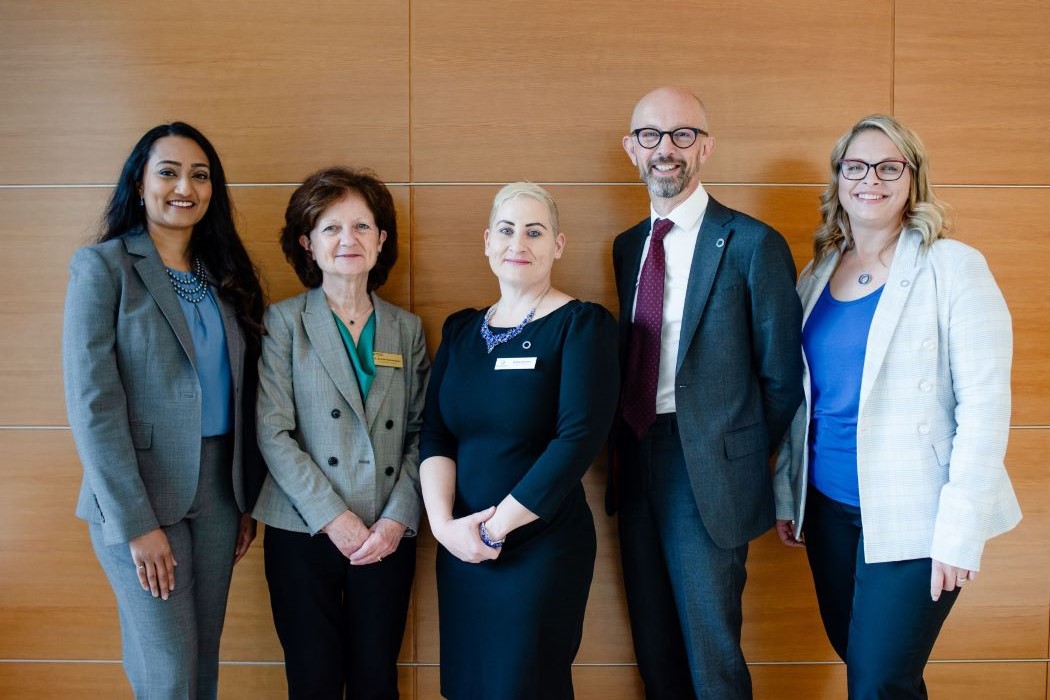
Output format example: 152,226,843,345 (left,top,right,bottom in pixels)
495,357,537,370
